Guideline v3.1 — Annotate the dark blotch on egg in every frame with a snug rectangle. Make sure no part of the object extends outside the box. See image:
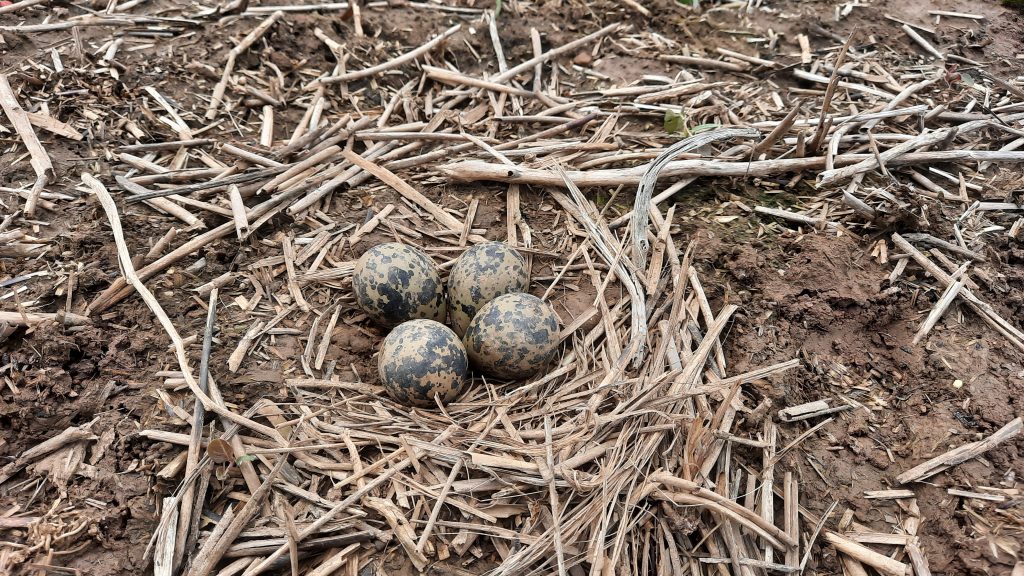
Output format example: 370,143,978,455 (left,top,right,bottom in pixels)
353,243,445,327
378,320,468,407
463,293,560,380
